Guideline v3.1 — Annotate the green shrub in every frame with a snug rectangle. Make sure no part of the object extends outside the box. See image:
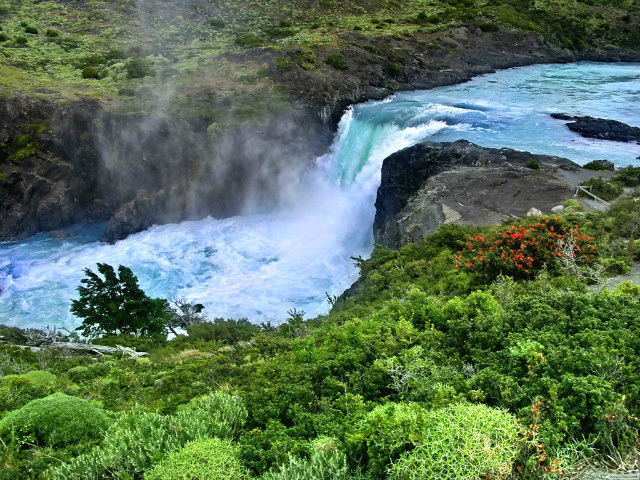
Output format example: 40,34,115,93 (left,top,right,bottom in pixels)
210,17,226,28
614,166,640,187
276,56,293,72
0,394,112,448
67,366,92,382
126,58,154,78
386,62,402,76
294,49,317,70
173,391,248,440
583,160,614,171
46,29,58,38
349,402,430,476
579,177,624,201
14,36,27,45
326,53,348,70
23,26,37,35
563,198,584,213
186,318,261,344
0,33,7,42
525,159,541,170
145,438,250,480
388,404,523,480
263,437,351,480
19,370,56,386
0,370,58,412
235,32,264,48
81,66,101,79
51,392,247,479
